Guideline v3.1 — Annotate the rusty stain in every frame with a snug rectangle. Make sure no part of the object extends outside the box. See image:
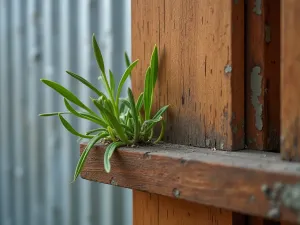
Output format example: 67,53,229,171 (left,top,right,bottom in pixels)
253,0,262,15
172,188,181,198
224,65,232,74
251,66,263,131
265,25,271,43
